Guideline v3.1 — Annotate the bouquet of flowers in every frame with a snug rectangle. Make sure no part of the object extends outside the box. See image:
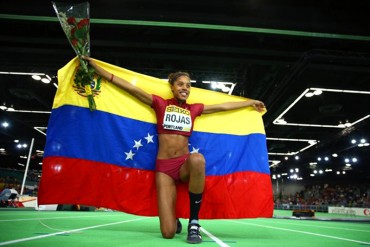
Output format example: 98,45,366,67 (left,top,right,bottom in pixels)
52,1,100,111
